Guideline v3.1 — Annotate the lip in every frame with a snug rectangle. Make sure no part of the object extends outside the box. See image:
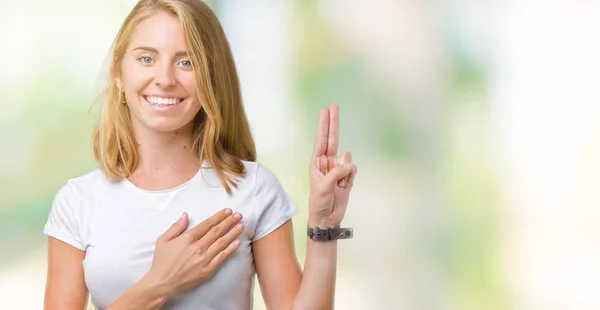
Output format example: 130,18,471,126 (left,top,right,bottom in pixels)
143,94,184,99
143,96,186,111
